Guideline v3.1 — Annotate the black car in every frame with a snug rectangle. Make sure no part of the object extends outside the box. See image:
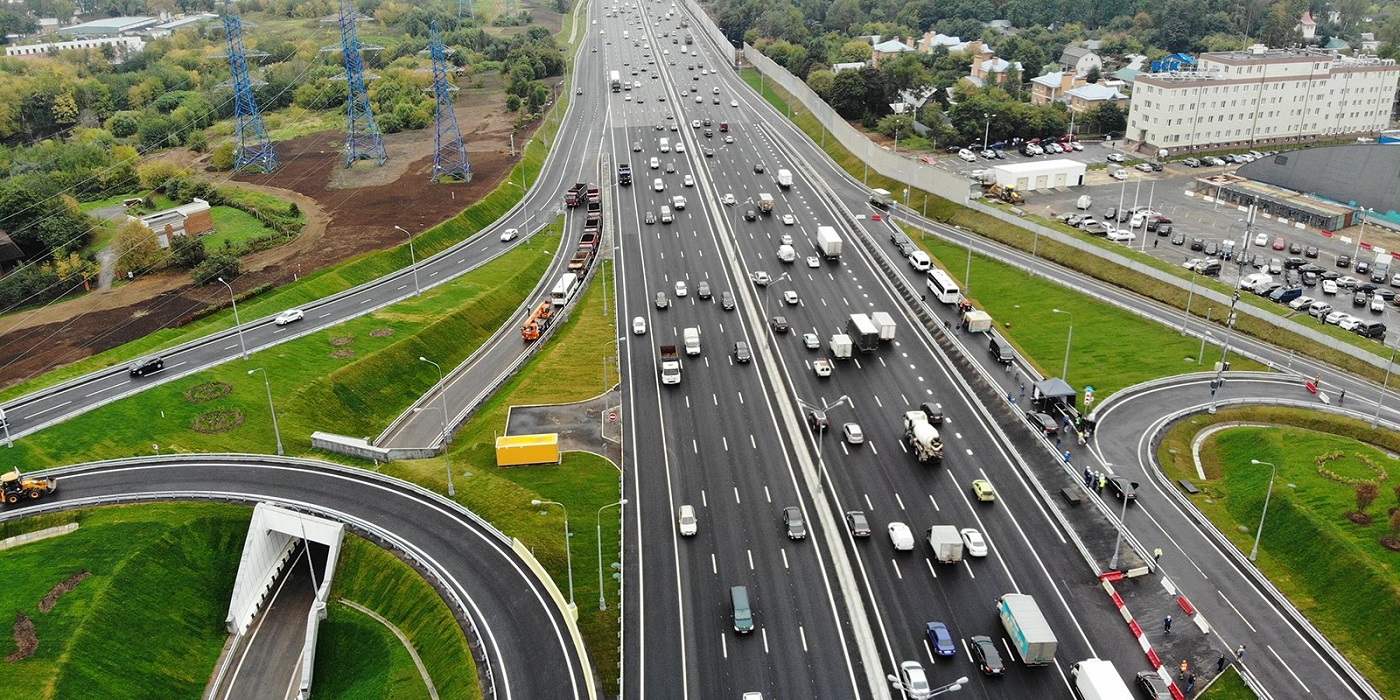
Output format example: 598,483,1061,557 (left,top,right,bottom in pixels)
770,315,789,333
971,635,1005,675
1107,476,1139,501
1149,162,1164,172
1353,291,1370,307
1156,224,1173,236
1338,254,1352,268
808,409,830,430
721,290,735,310
1136,671,1173,699
1284,257,1305,269
1025,411,1059,434
1171,232,1186,246
743,209,757,221
1289,241,1303,254
1190,238,1205,251
1304,245,1319,258
1204,241,1219,257
1356,260,1371,275
1104,207,1117,220
781,506,807,539
732,340,752,363
753,163,765,173
128,356,165,377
